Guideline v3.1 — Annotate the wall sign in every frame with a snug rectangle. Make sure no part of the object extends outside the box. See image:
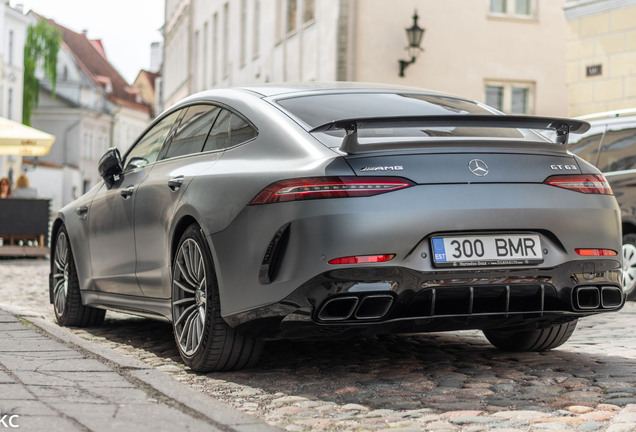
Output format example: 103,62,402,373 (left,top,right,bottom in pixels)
586,64,602,77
